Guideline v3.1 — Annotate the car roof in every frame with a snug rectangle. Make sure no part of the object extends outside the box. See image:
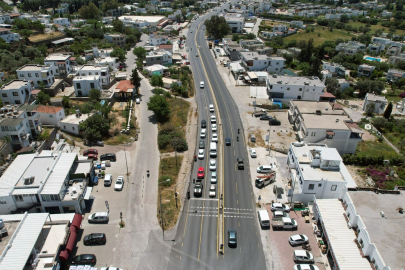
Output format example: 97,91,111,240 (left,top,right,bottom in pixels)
77,254,95,259
273,203,282,207
90,233,104,237
291,235,303,240
294,250,308,256
198,167,204,170
95,212,108,217
237,157,243,161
